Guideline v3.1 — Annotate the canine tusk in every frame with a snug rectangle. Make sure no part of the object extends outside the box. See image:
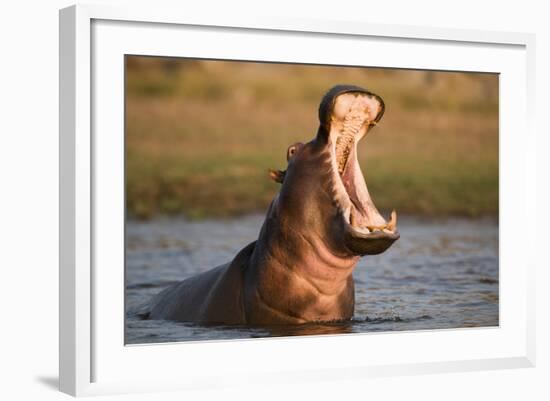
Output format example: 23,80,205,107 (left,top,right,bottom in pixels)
386,209,397,232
